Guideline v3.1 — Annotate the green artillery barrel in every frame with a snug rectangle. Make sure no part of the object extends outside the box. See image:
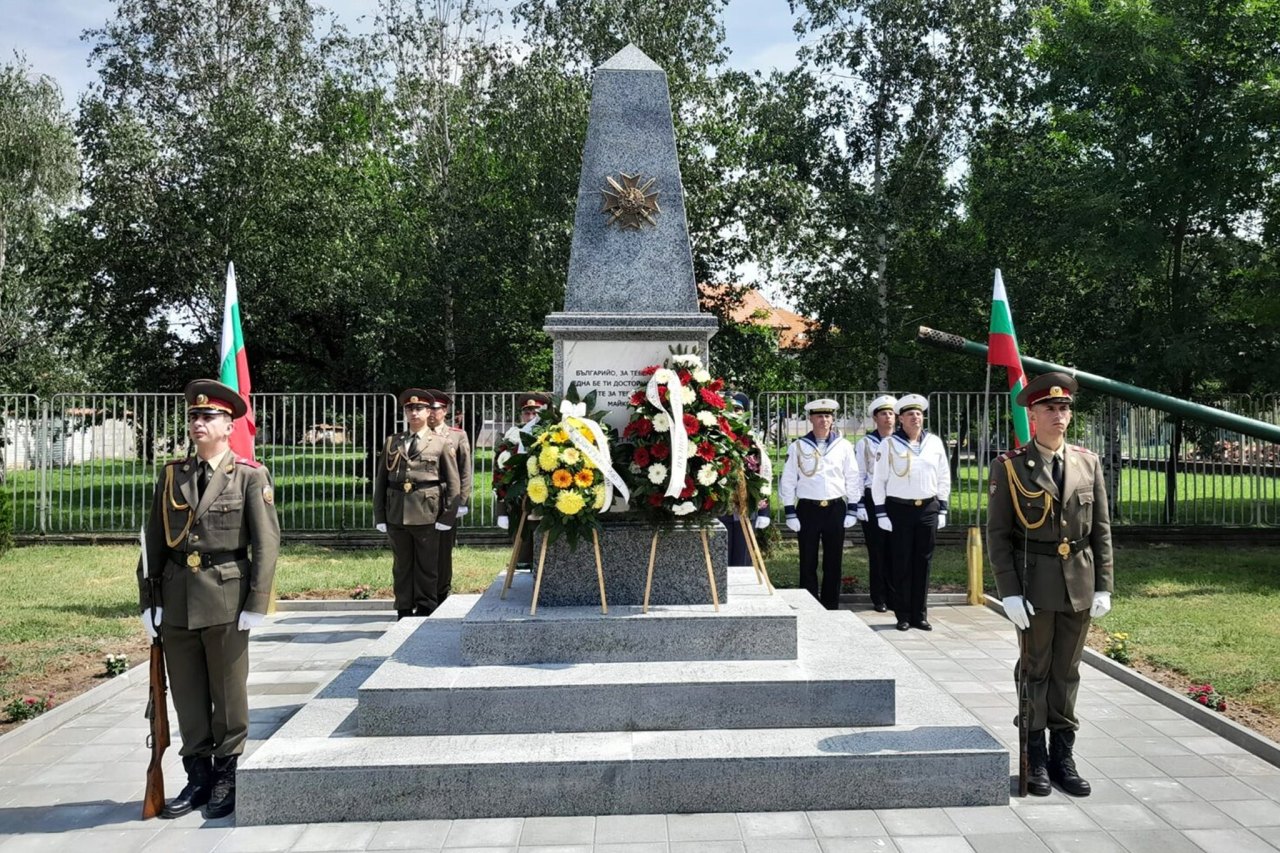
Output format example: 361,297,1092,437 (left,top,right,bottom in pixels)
916,326,1280,445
